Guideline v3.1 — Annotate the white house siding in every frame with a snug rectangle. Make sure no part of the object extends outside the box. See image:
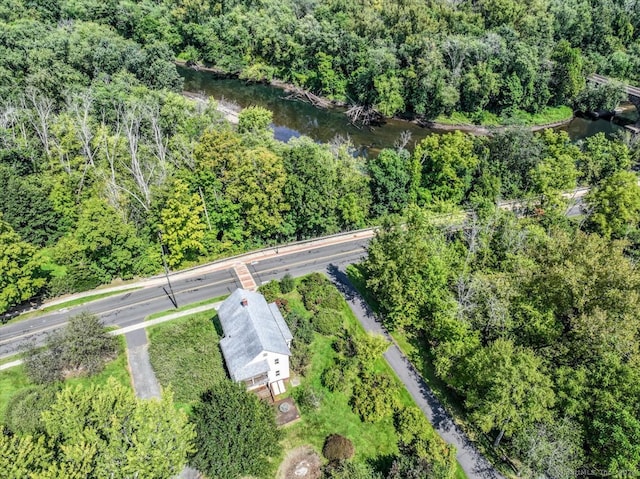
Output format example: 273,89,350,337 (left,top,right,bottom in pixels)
266,353,290,384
